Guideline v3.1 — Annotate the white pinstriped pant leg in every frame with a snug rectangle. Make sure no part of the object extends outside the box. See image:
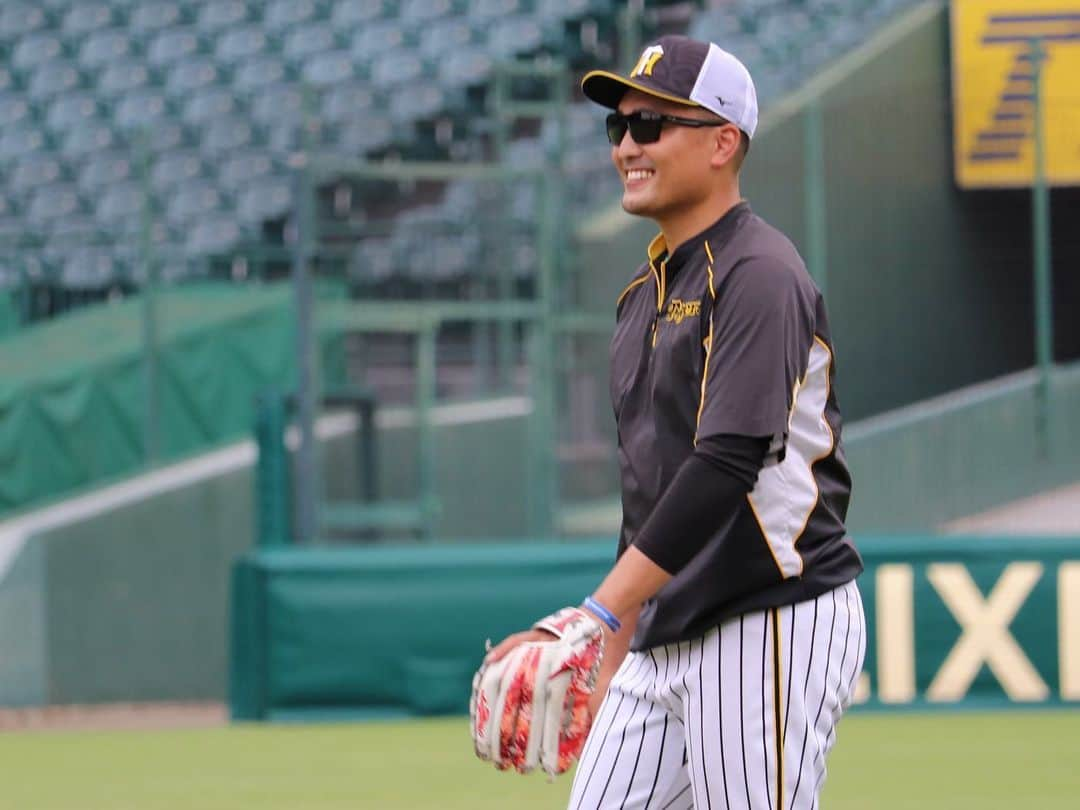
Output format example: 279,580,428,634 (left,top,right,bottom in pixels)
568,646,695,810
567,580,866,810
